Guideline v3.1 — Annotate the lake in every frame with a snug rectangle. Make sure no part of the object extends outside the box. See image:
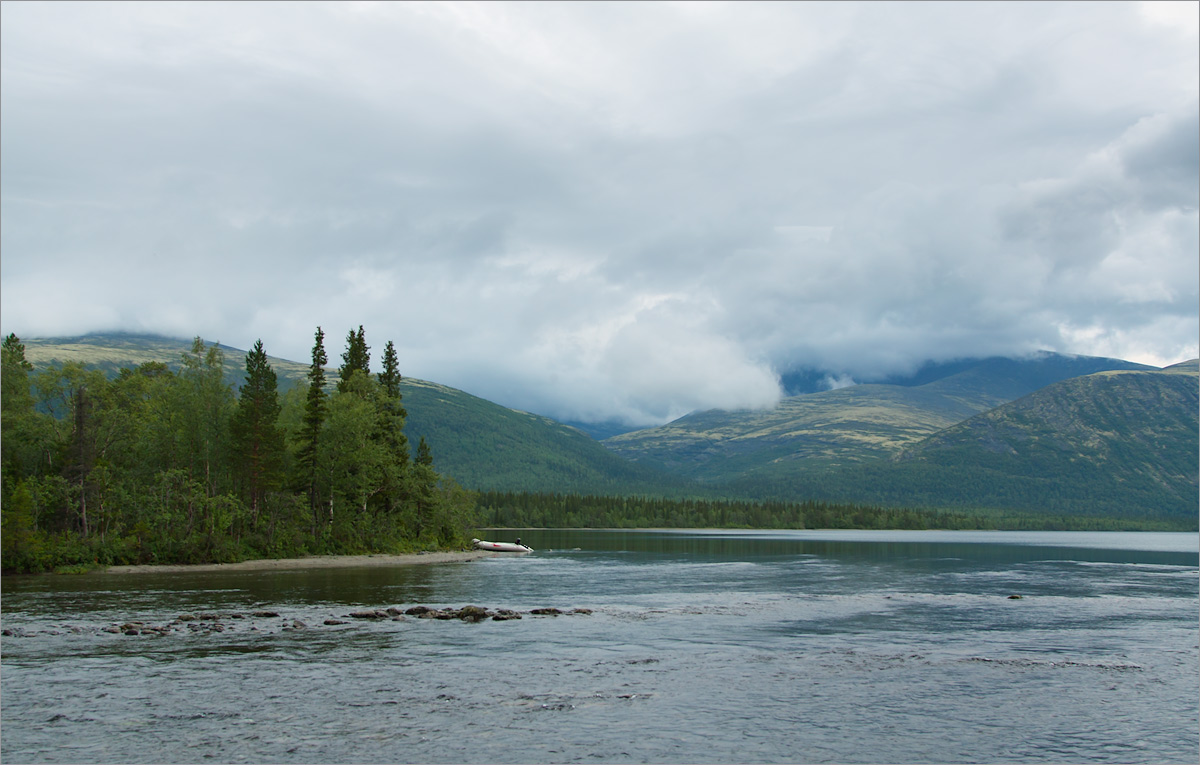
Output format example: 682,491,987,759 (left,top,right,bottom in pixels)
2,529,1197,764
